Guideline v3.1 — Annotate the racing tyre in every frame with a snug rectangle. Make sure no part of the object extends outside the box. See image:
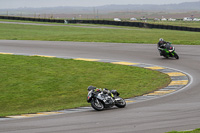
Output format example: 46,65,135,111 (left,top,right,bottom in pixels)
174,53,179,59
91,99,104,111
115,98,126,108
